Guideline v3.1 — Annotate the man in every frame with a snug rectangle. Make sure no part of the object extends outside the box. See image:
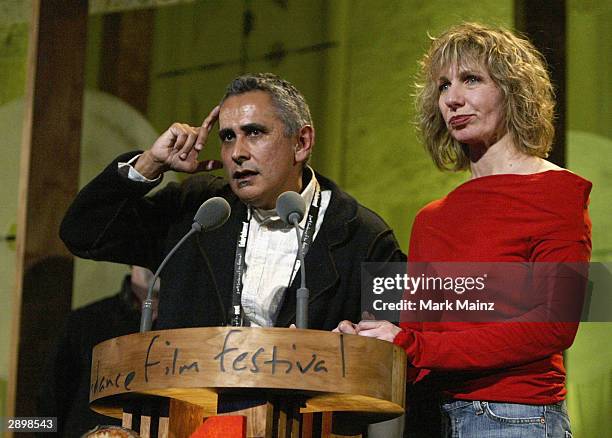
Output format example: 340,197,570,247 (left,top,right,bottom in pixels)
37,266,159,436
60,73,405,330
